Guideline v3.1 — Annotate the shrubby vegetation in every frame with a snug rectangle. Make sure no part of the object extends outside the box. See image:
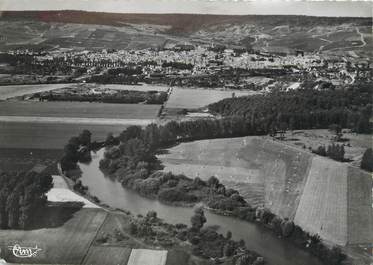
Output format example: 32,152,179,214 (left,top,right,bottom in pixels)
252,208,346,265
0,171,53,229
312,143,345,162
209,86,372,134
100,208,263,264
360,148,373,172
36,90,167,104
60,130,93,172
98,124,247,209
162,62,193,70
88,67,142,84
185,207,263,264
